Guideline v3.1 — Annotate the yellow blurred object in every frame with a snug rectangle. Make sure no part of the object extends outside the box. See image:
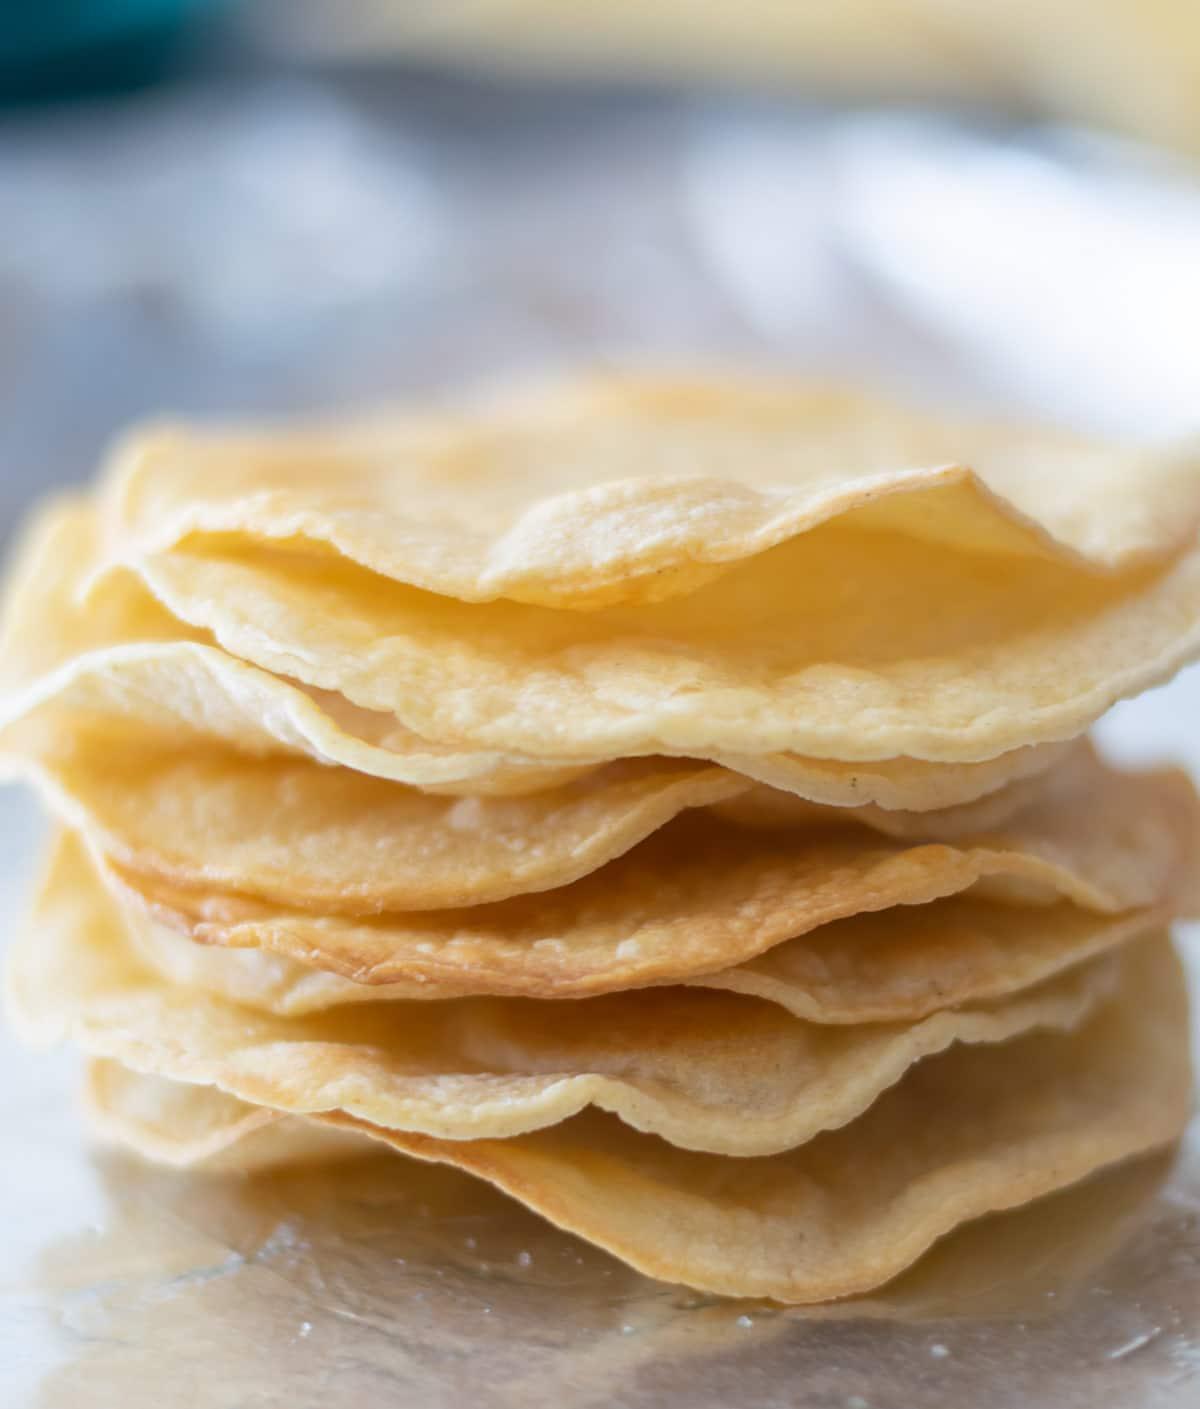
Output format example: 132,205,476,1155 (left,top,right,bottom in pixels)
272,0,1200,155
